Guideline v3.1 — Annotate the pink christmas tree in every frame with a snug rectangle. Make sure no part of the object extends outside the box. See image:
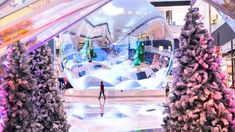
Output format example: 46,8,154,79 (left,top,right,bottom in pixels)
3,41,42,131
0,81,7,132
163,7,235,131
29,45,70,131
